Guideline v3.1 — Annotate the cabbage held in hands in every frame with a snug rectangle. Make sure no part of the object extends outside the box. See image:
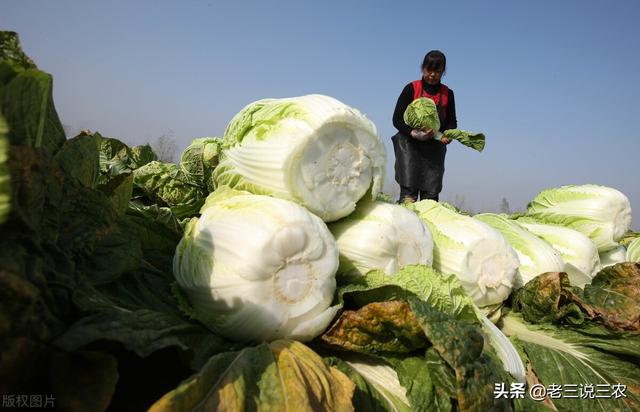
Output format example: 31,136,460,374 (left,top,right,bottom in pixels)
173,188,340,342
212,94,386,222
403,97,485,152
403,97,441,132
